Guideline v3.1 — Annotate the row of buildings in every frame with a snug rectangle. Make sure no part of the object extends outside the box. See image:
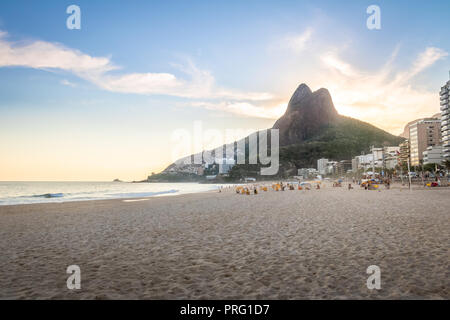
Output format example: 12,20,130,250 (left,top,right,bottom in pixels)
316,74,450,175
402,74,450,167
441,75,450,162
165,158,236,177
316,146,401,177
